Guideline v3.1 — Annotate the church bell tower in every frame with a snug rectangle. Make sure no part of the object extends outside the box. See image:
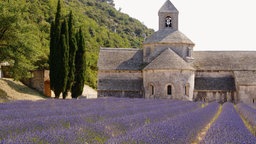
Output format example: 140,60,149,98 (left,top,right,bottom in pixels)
143,0,194,63
158,0,179,31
